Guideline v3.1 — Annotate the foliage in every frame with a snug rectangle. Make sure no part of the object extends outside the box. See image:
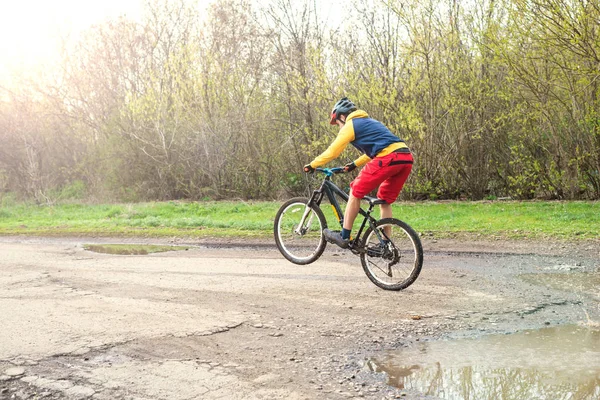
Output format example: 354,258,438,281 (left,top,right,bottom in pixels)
0,0,599,201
